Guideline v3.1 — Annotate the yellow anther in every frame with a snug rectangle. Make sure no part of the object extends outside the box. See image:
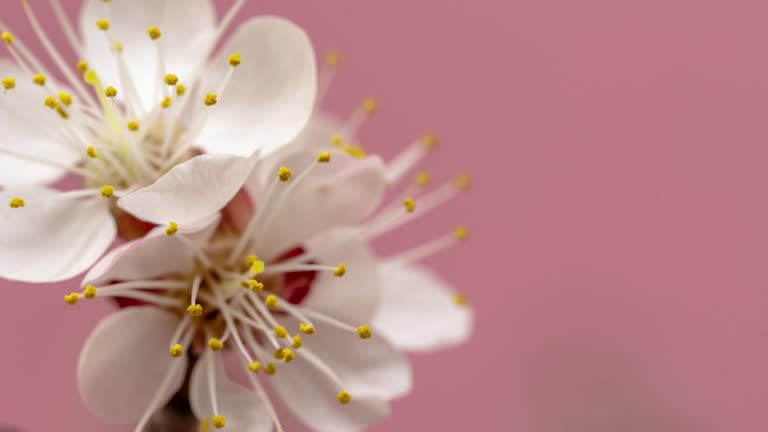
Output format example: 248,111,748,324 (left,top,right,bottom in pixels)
32,73,46,86
247,361,261,373
454,173,472,190
164,73,179,86
77,60,89,73
281,348,295,363
333,263,347,277
100,185,115,198
273,348,285,360
415,171,431,186
330,133,345,147
83,285,97,299
362,97,378,114
207,338,224,351
160,96,172,109
127,120,140,131
211,416,226,429
64,293,80,306
8,197,24,208
1,31,13,45
147,26,162,40
453,294,467,306
170,344,184,358
96,19,110,31
342,144,368,159
356,325,372,339
166,221,179,236
337,391,352,405
292,335,303,349
264,363,277,376
403,198,416,213
299,323,316,335
44,96,59,109
83,69,99,85
86,146,99,158
2,77,15,90
245,255,259,266
113,41,123,53
274,325,288,338
317,152,331,163
56,107,69,120
277,166,292,182
58,92,73,106
248,279,263,293
250,260,265,274
420,132,439,150
204,93,218,106
176,84,187,96
228,52,241,67
454,226,469,240
265,295,279,310
104,86,117,98
187,304,203,317
324,51,341,67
